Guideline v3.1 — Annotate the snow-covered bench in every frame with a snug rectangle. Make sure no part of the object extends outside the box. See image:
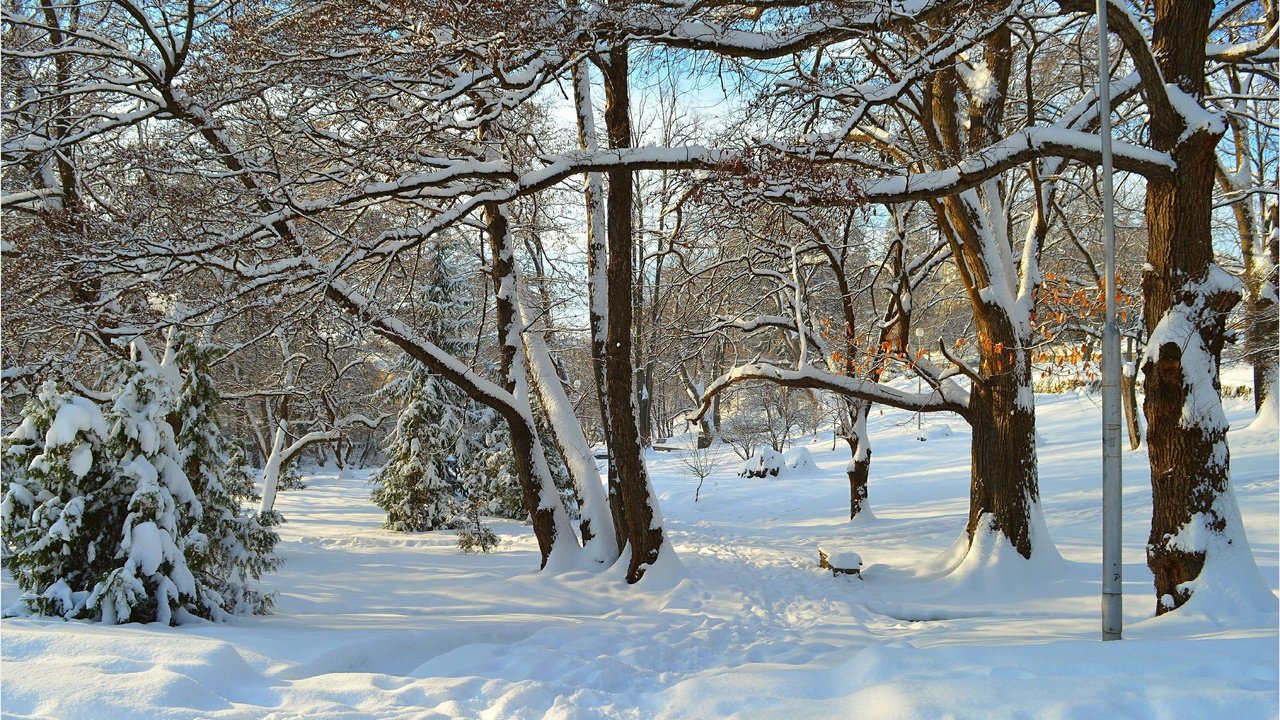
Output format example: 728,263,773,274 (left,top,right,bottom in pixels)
818,547,863,577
